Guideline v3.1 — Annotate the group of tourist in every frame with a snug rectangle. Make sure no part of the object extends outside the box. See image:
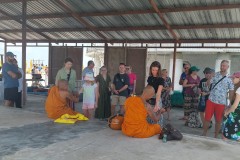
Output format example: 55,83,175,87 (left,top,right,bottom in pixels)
179,60,240,141
2,51,240,142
